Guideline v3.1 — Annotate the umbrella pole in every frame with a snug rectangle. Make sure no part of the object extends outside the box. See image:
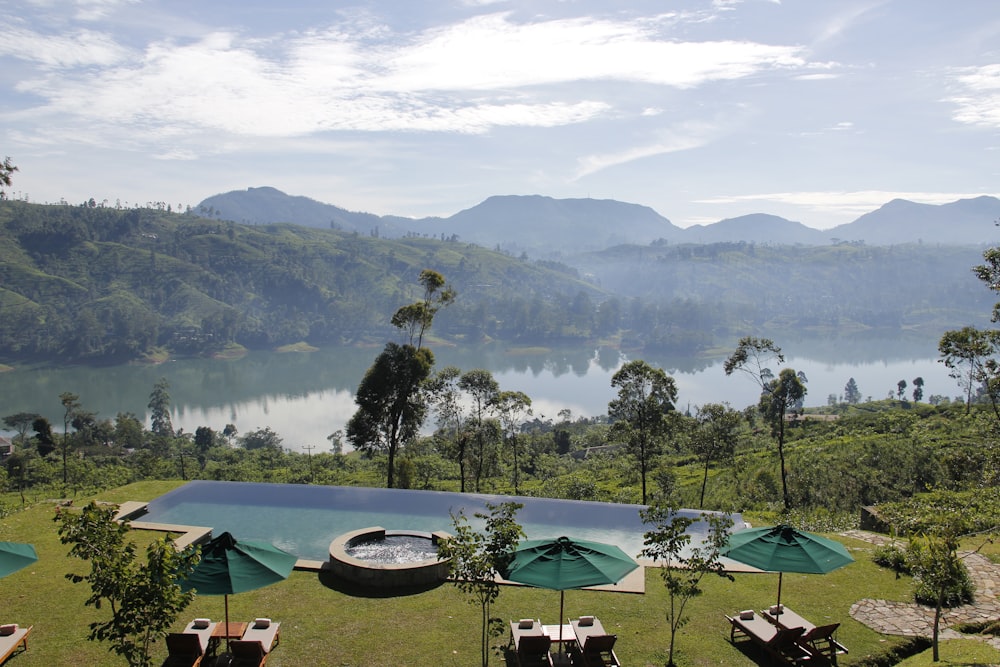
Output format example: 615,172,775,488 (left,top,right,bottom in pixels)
776,572,783,608
558,590,565,656
224,594,231,653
